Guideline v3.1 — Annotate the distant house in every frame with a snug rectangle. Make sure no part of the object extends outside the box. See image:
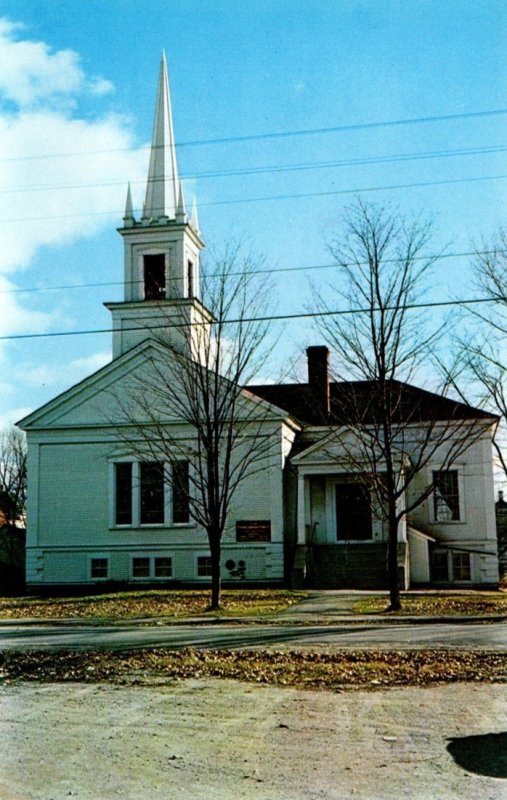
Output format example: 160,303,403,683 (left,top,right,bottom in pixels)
0,510,26,589
17,57,500,590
